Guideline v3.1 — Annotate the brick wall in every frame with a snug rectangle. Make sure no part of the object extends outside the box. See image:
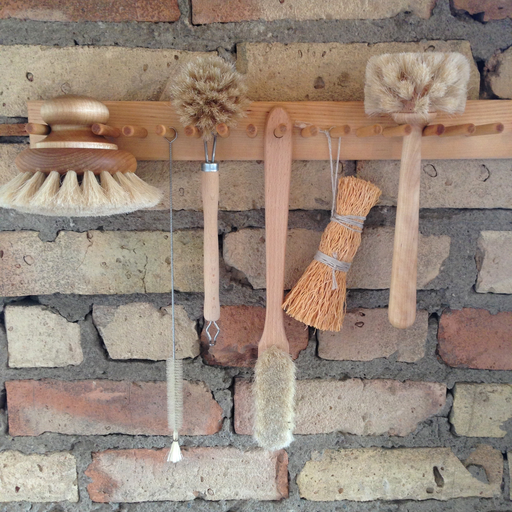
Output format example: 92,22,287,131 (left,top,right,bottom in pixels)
0,1,512,511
